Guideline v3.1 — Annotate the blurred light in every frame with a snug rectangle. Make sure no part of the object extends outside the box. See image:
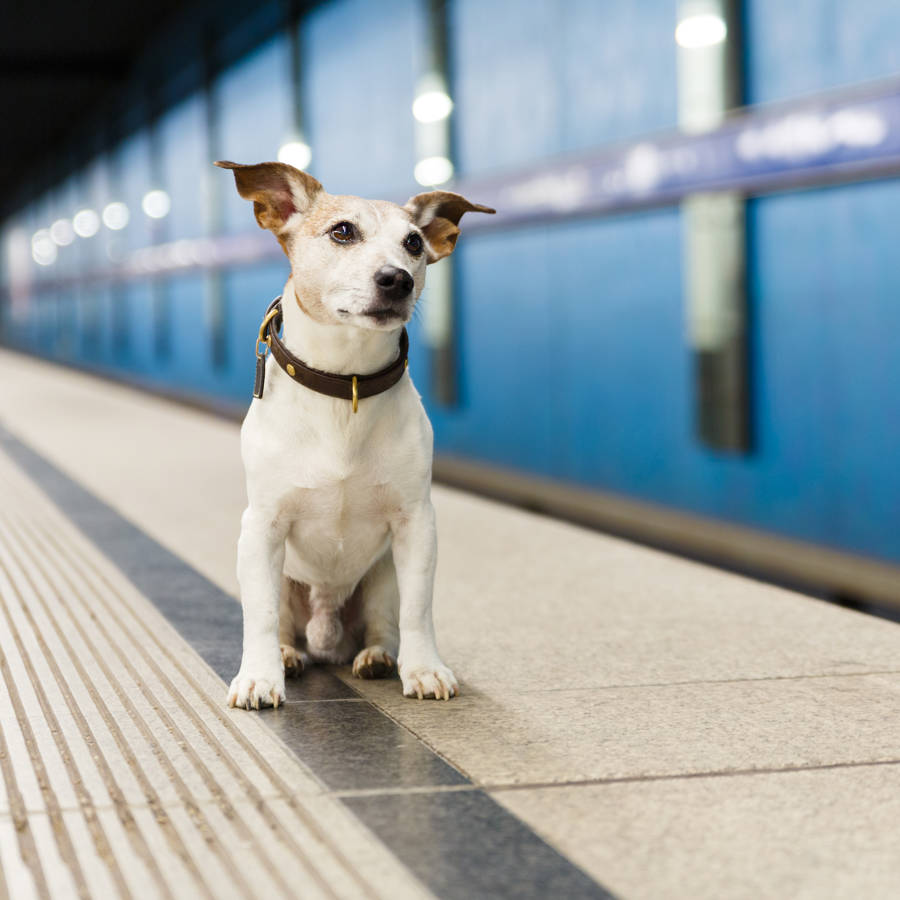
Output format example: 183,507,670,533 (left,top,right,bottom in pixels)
49,218,75,246
414,156,454,186
623,143,663,193
675,14,727,48
102,201,130,230
73,208,100,238
31,229,57,266
142,189,171,219
413,90,453,123
277,141,313,169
